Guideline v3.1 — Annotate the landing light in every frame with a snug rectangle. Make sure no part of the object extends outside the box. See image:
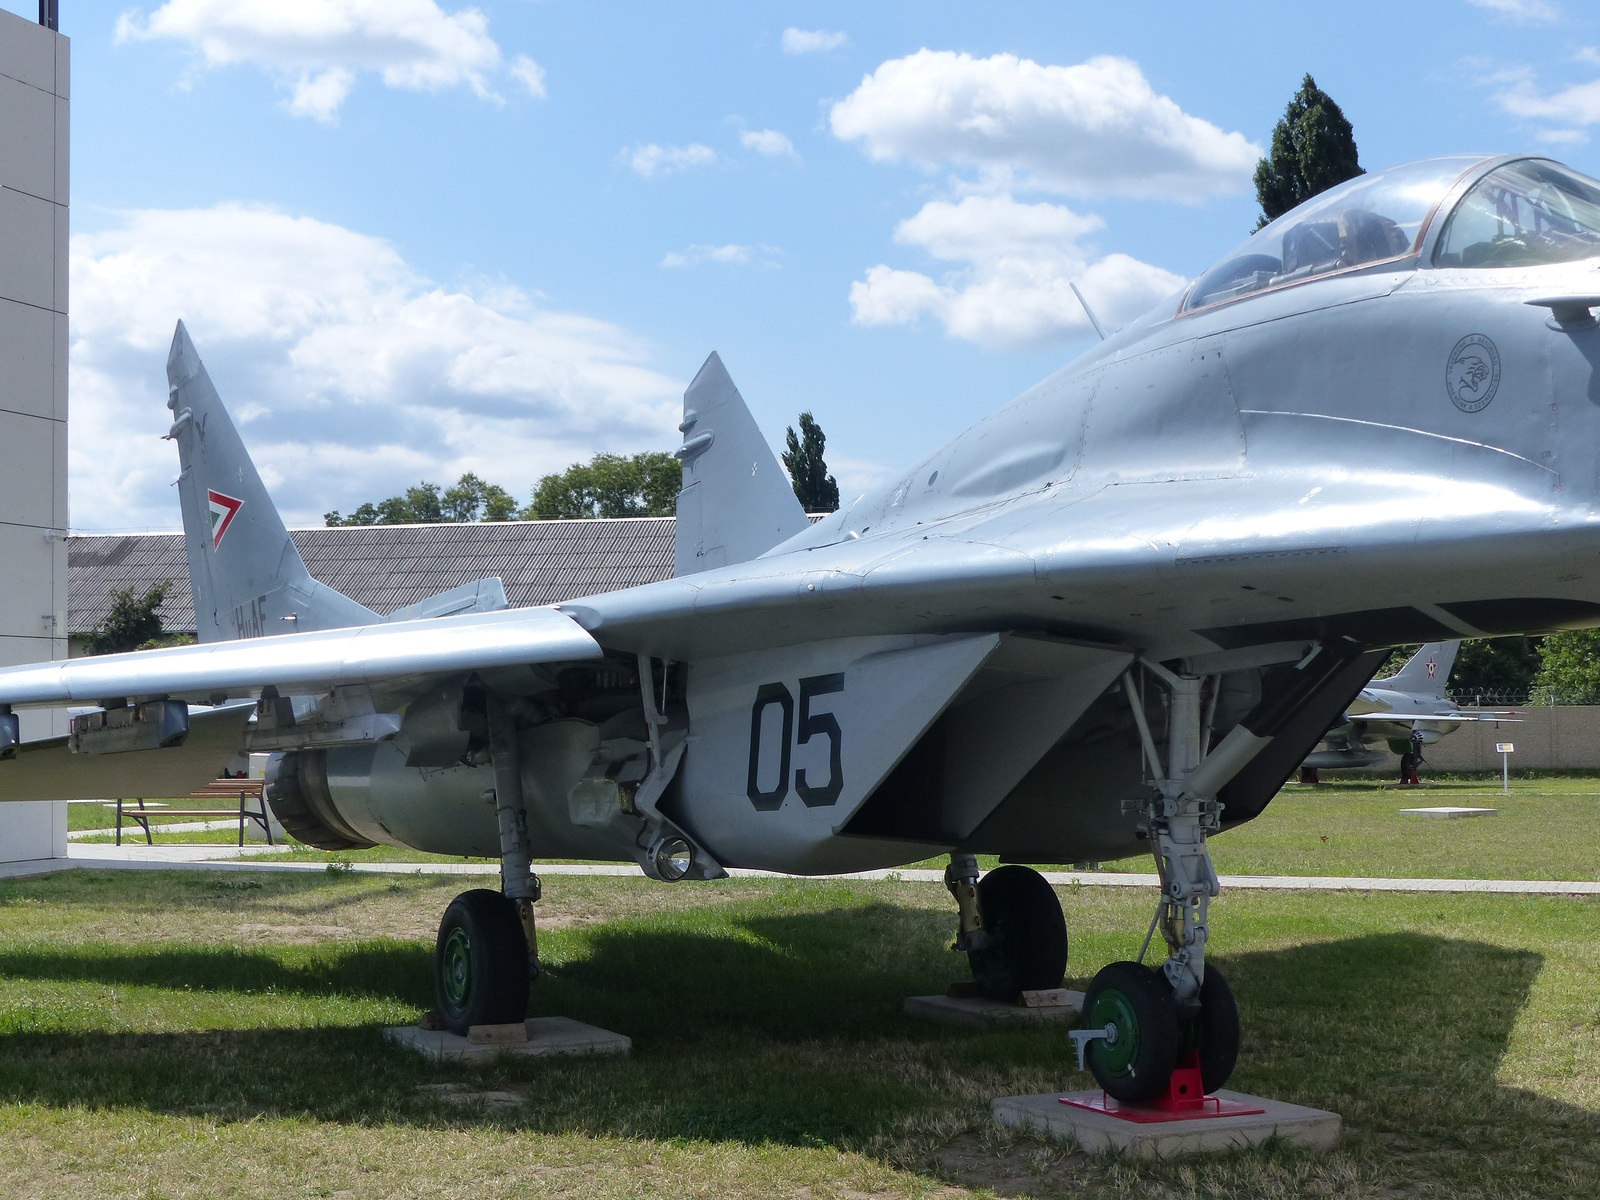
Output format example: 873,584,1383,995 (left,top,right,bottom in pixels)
653,836,693,881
